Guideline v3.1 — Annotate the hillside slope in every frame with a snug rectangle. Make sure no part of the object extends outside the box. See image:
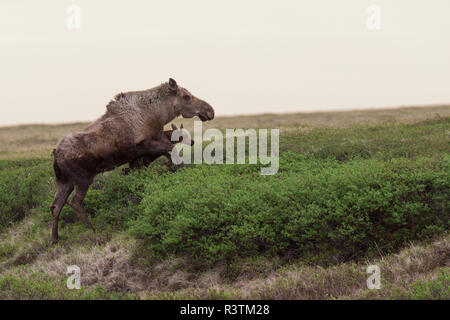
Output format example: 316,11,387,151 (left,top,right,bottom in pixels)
0,106,449,299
